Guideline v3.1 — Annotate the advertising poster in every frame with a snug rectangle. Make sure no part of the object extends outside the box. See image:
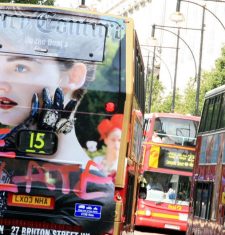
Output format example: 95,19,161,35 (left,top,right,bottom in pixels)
0,7,126,234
